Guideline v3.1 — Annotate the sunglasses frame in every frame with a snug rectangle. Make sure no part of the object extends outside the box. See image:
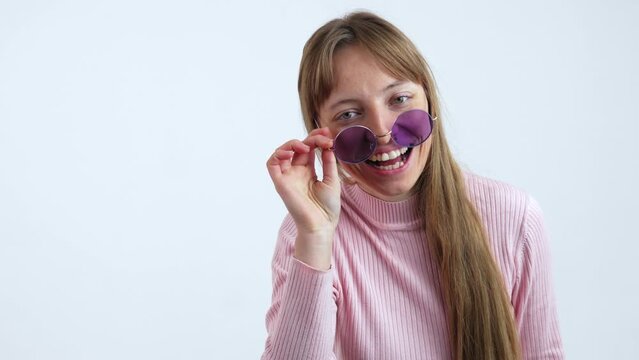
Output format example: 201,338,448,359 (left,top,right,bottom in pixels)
326,110,438,164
